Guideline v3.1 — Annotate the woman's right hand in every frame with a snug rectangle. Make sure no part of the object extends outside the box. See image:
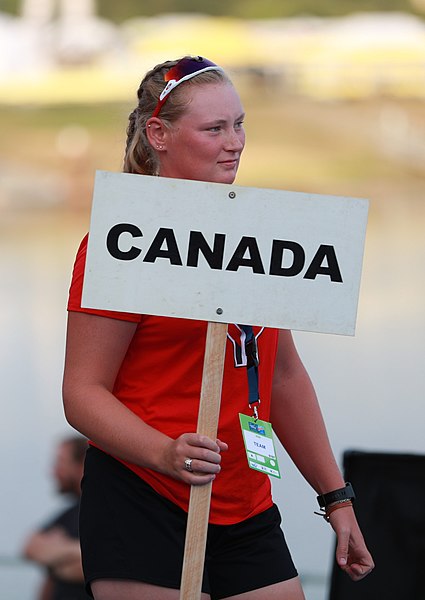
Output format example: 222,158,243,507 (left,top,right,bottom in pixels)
64,312,227,485
162,433,228,485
